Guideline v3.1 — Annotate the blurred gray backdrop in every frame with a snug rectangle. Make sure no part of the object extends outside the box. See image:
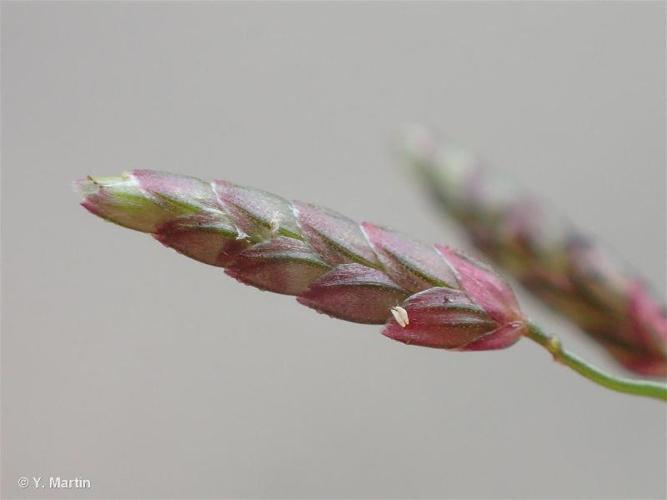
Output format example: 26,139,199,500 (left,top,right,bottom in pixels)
2,2,665,499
